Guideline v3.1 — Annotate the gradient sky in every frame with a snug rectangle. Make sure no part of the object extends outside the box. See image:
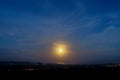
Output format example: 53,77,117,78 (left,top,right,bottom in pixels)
0,0,120,64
